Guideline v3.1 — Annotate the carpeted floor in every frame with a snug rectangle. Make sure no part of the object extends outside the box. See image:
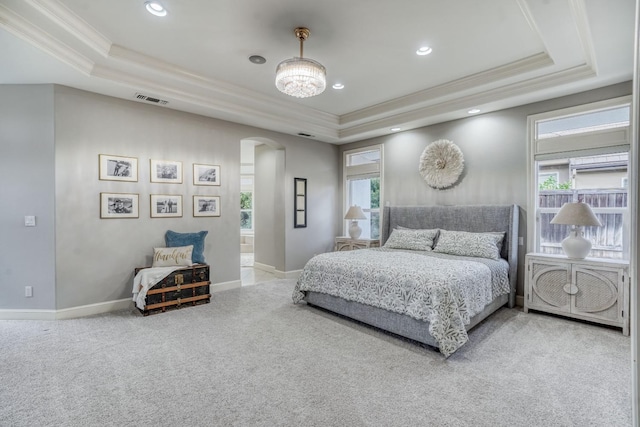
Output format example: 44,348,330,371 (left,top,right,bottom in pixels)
0,279,631,427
